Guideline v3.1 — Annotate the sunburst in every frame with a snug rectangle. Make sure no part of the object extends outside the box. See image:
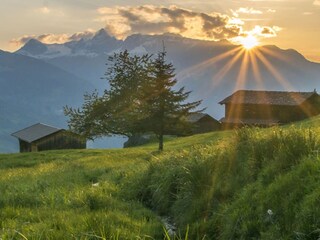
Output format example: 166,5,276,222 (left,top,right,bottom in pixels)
239,35,259,50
